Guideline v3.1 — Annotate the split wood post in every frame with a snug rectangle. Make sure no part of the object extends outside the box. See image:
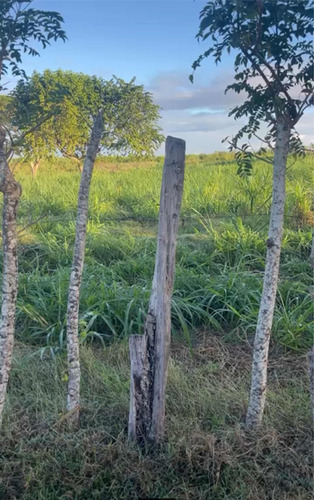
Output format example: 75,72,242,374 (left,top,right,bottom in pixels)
128,135,186,445
308,345,314,424
128,334,147,441
310,231,314,270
